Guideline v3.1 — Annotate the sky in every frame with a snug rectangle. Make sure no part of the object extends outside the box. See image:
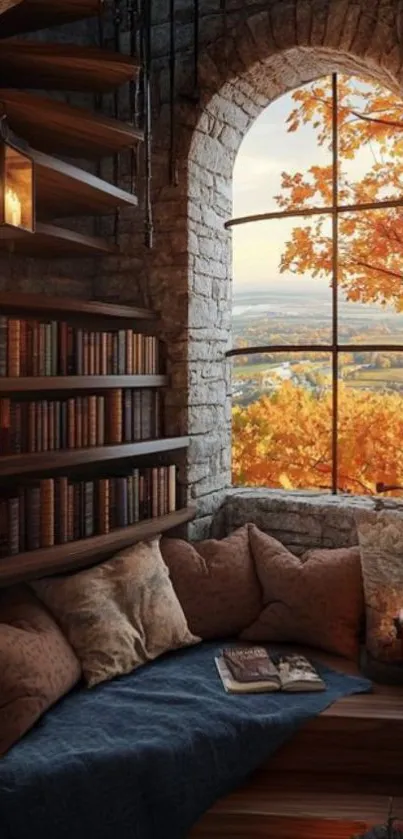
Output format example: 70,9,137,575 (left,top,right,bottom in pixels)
231,76,388,295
